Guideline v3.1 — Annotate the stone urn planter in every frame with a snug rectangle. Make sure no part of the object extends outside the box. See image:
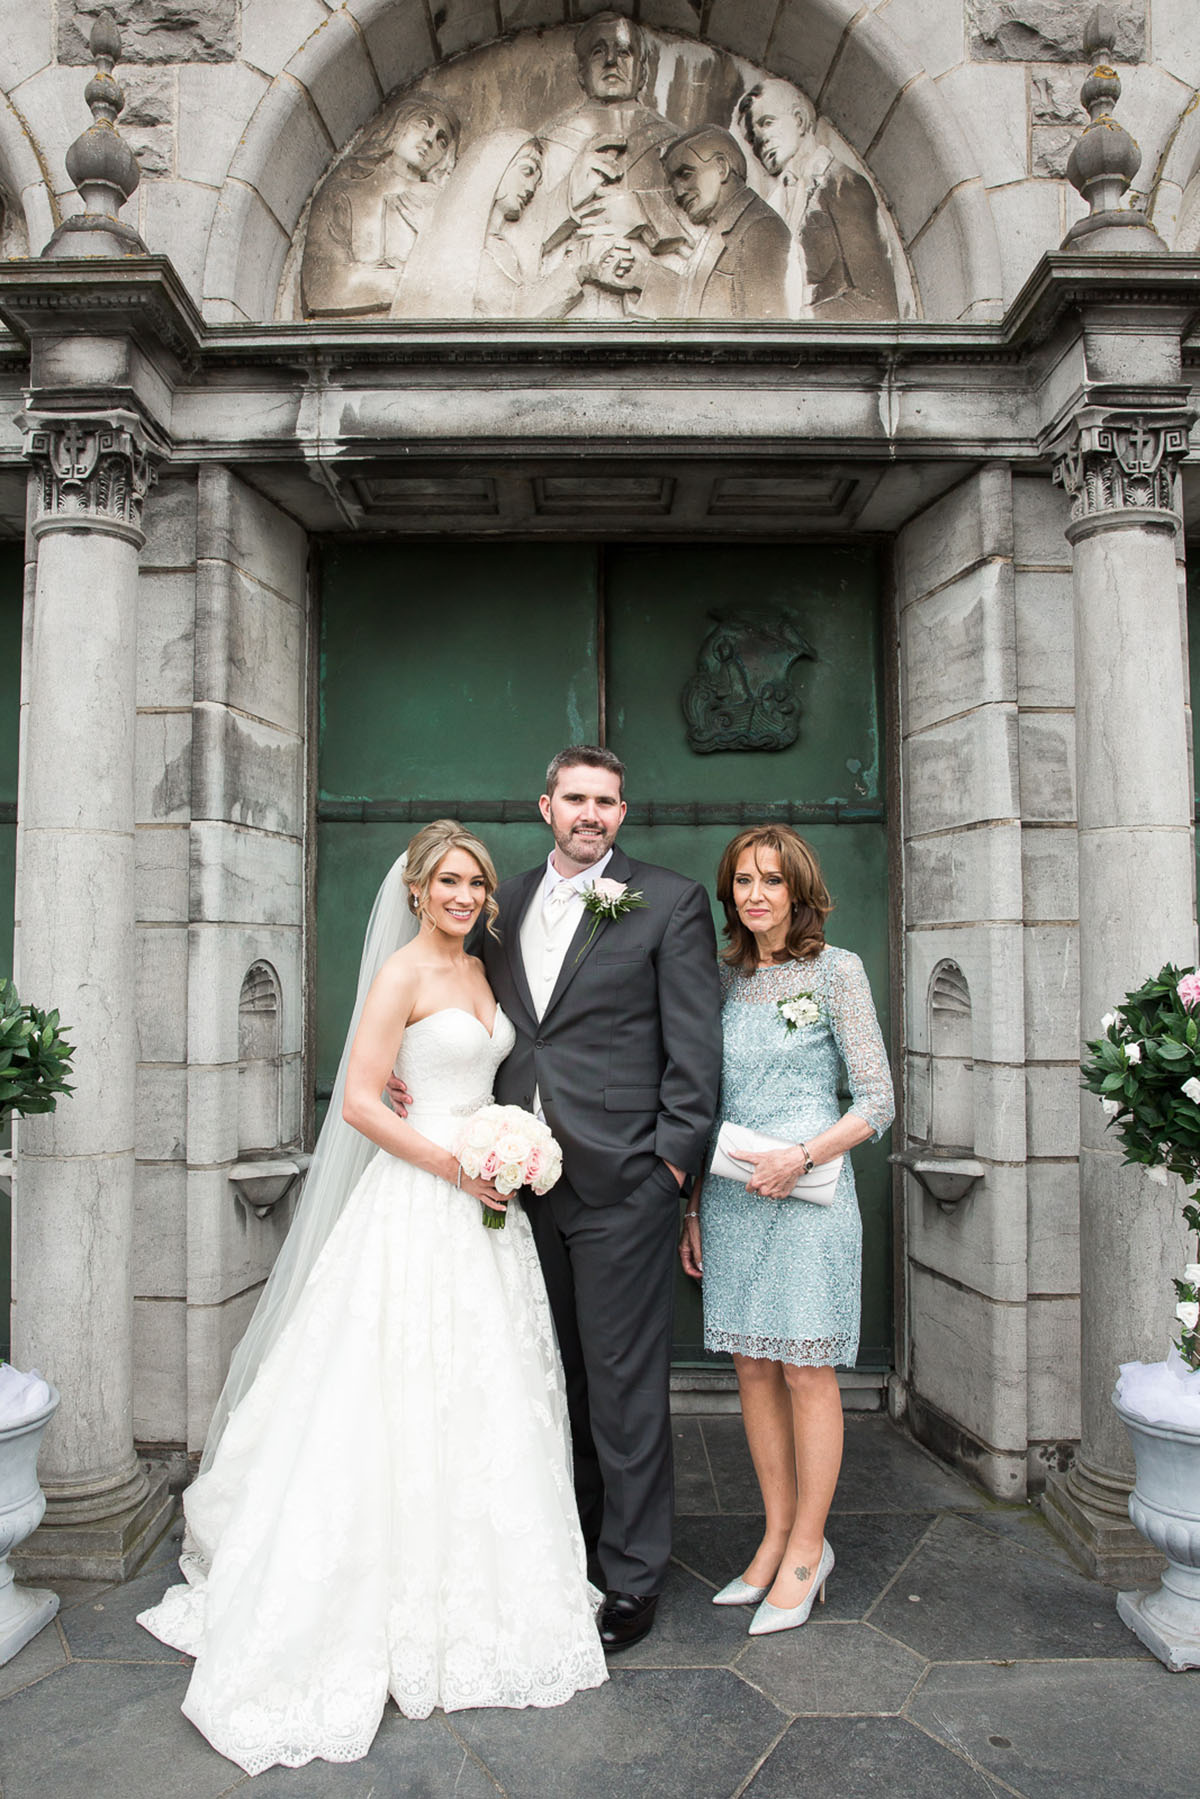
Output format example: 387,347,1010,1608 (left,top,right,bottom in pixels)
0,1382,61,1665
1114,1397,1200,1671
